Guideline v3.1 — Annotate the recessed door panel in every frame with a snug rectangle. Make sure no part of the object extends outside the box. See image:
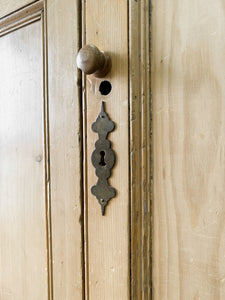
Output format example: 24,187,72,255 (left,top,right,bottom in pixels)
0,18,48,299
